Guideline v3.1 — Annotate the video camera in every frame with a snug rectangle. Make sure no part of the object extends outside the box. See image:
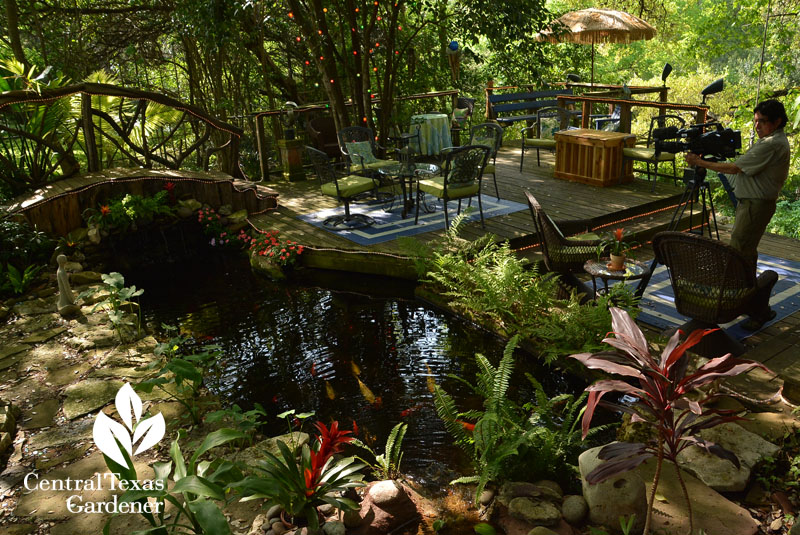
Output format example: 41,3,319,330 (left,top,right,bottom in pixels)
653,121,742,160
